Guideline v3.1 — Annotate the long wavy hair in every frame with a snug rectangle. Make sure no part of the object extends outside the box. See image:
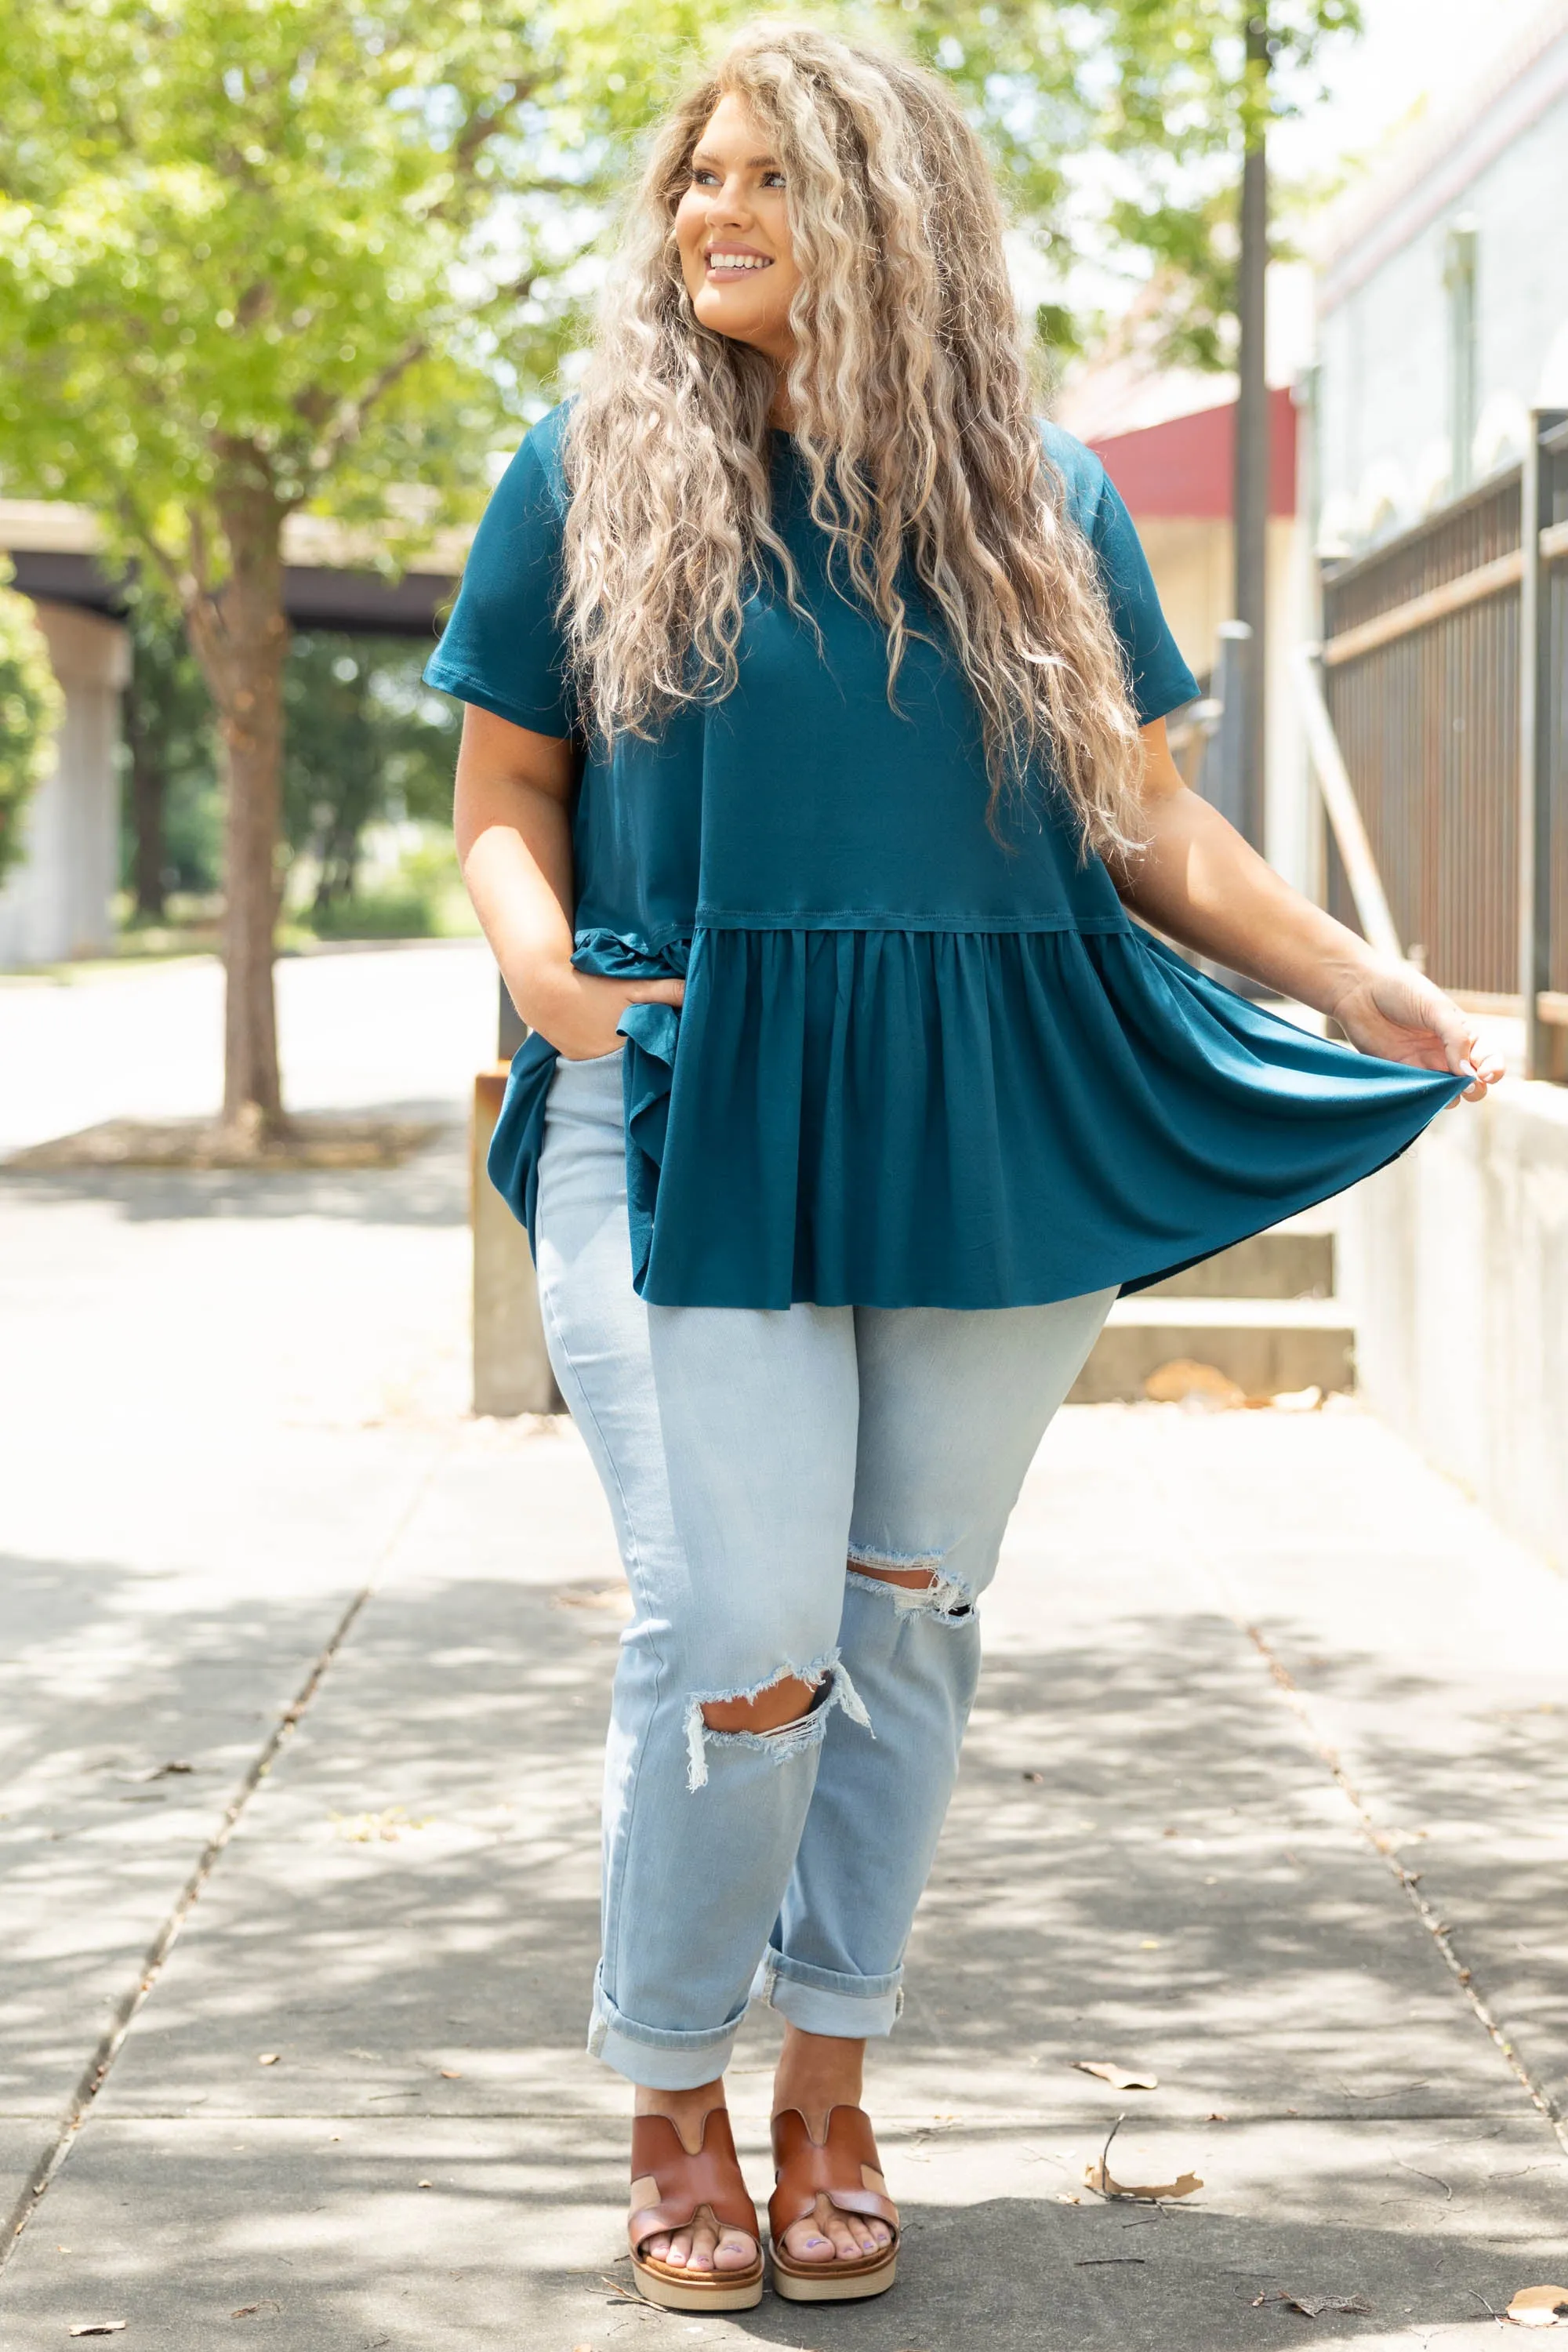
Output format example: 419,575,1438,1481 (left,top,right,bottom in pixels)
560,22,1146,859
